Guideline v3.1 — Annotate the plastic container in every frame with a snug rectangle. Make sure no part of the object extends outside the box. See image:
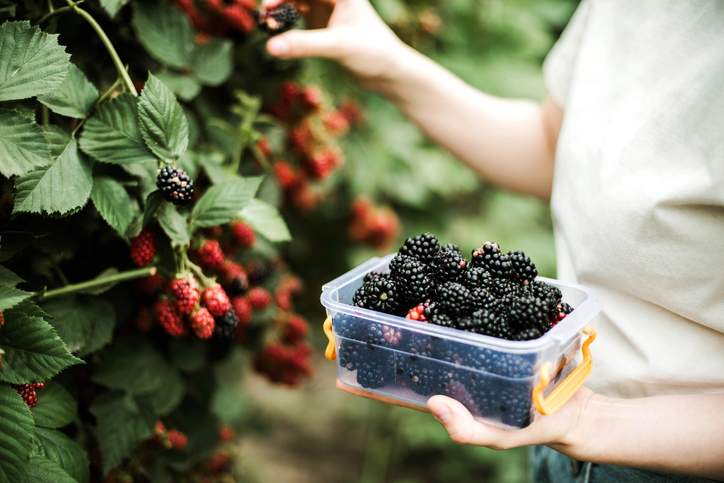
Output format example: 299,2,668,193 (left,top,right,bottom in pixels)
320,254,600,428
